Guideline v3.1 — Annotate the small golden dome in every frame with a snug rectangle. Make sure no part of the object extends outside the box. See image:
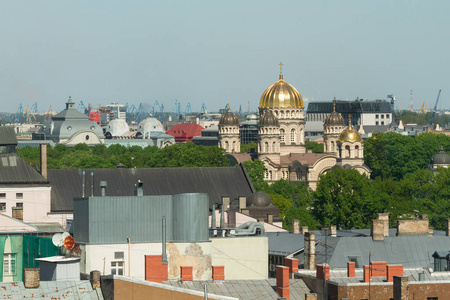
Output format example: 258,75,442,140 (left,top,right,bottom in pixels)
219,107,239,125
258,110,279,126
324,102,345,126
259,63,303,109
338,115,363,143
